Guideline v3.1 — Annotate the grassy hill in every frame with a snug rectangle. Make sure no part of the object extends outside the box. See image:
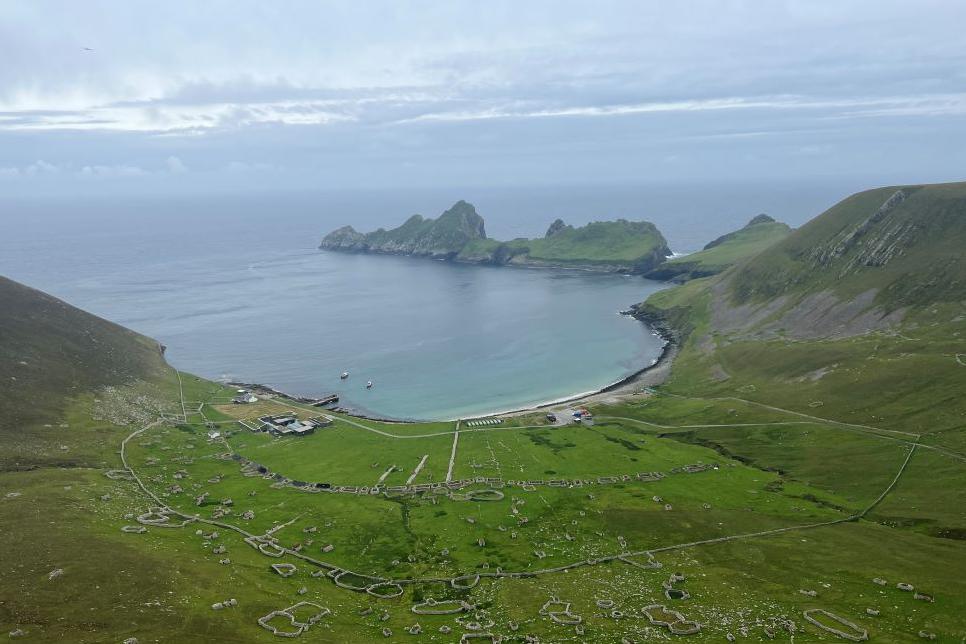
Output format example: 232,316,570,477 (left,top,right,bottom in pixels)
0,276,262,641
728,183,966,309
637,181,966,434
323,202,672,273
0,276,169,454
645,214,791,281
623,182,966,641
